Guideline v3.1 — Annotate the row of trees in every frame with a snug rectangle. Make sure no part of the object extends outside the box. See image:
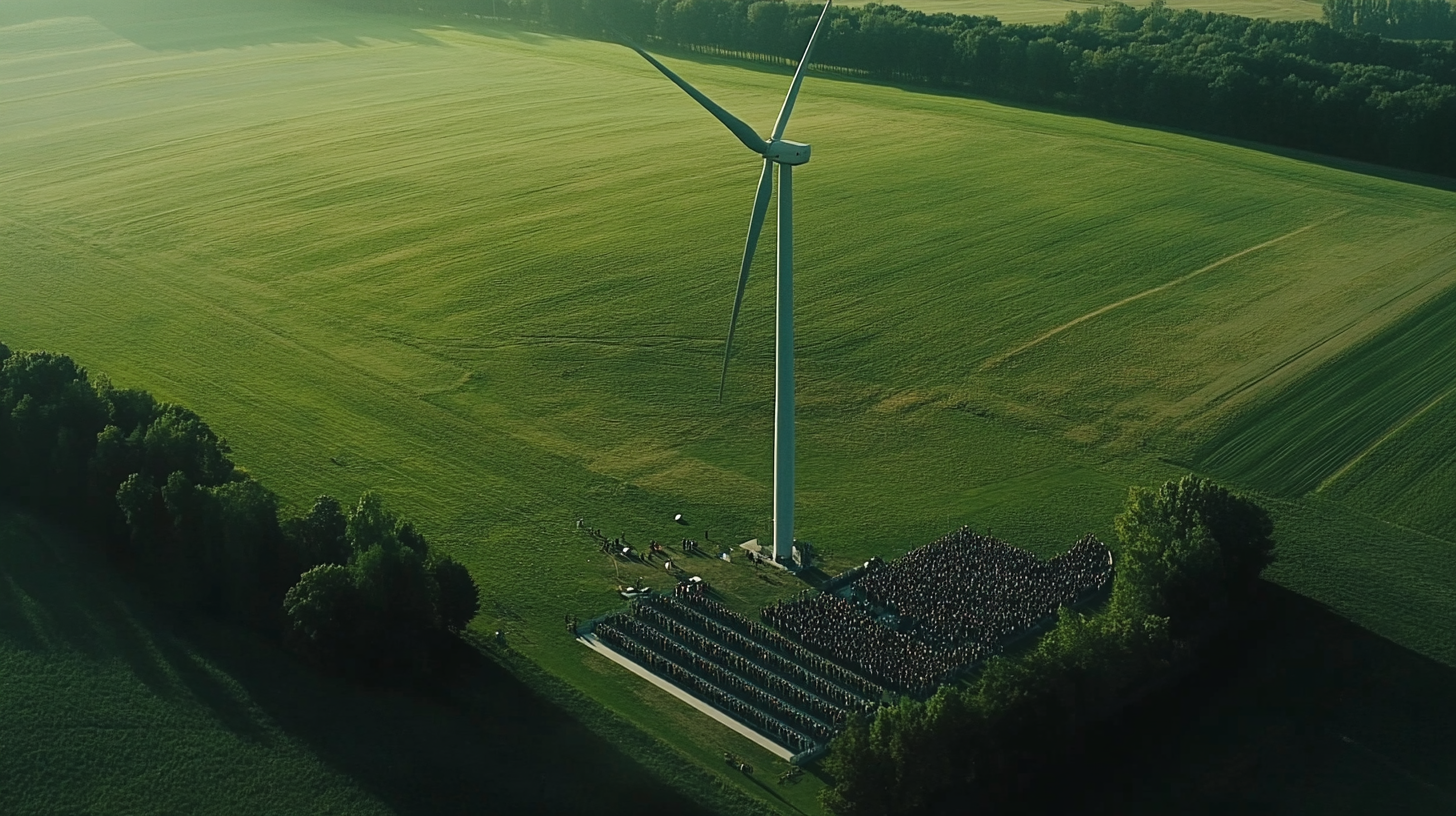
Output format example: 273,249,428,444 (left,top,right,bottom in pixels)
338,0,1456,177
819,476,1276,815
1323,0,1455,39
0,341,480,676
